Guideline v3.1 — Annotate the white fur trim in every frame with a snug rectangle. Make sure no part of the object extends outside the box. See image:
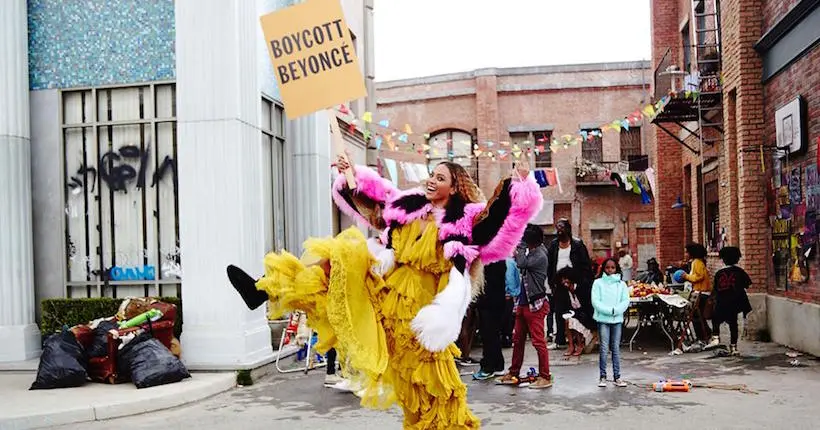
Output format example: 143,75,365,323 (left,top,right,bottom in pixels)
366,237,394,277
410,267,472,352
